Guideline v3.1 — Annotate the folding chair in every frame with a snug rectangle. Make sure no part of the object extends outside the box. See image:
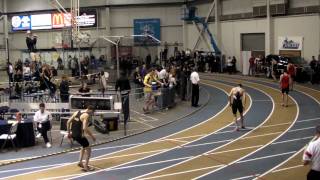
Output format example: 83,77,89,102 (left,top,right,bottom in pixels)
0,122,19,152
59,117,73,147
